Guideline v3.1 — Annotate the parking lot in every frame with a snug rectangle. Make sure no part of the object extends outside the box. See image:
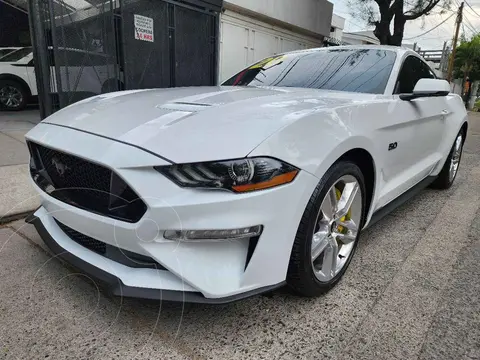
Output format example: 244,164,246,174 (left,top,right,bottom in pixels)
0,113,479,360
